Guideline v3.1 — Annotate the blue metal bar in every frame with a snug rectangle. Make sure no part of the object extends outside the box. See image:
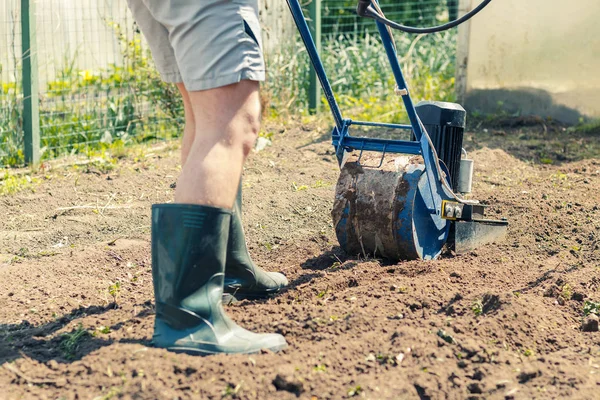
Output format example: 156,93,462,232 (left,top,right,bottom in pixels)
374,15,447,209
286,0,344,130
349,120,413,130
332,136,421,155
